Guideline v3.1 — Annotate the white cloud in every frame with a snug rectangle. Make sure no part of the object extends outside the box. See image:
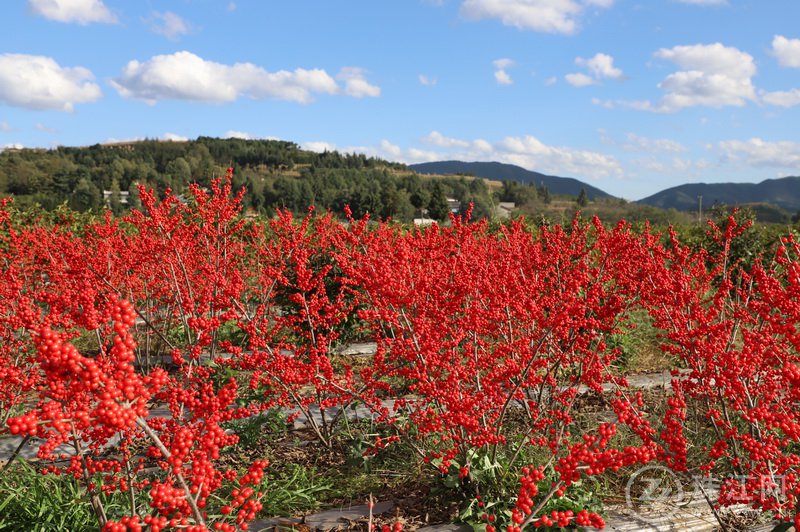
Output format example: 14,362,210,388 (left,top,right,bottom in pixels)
379,140,403,158
622,133,686,153
350,140,443,164
493,58,515,70
657,43,755,79
761,37,800,107
772,35,800,68
302,141,338,153
496,135,623,178
304,139,453,165
112,52,244,103
1,143,24,152
600,129,687,154
405,147,444,162
576,53,623,79
544,76,558,85
630,156,704,177
761,89,800,107
565,72,596,87
460,0,613,35
307,132,621,178
422,131,471,148
627,43,756,112
566,53,622,87
0,121,12,132
111,51,374,104
145,11,191,40
224,130,254,140
35,123,58,133
495,70,513,85
472,139,494,153
419,74,437,86
716,138,800,169
0,54,102,111
28,0,117,24
591,97,615,108
597,128,613,145
694,158,713,170
493,58,515,85
227,2,237,12
496,135,621,178
337,67,381,98
163,133,189,142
